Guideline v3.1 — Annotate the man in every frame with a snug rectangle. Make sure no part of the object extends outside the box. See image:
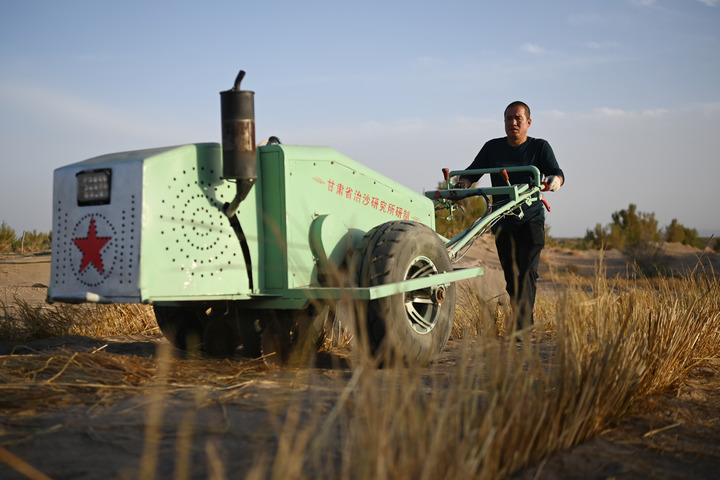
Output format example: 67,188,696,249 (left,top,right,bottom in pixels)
456,101,564,332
